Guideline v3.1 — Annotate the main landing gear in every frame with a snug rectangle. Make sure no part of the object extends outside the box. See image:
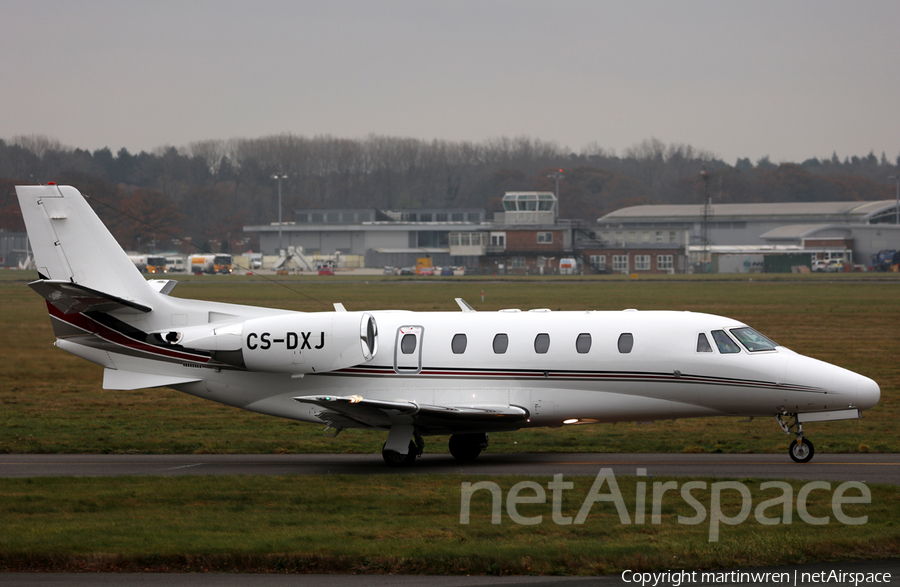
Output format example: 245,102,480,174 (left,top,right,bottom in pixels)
448,433,489,462
777,413,815,463
381,431,490,466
